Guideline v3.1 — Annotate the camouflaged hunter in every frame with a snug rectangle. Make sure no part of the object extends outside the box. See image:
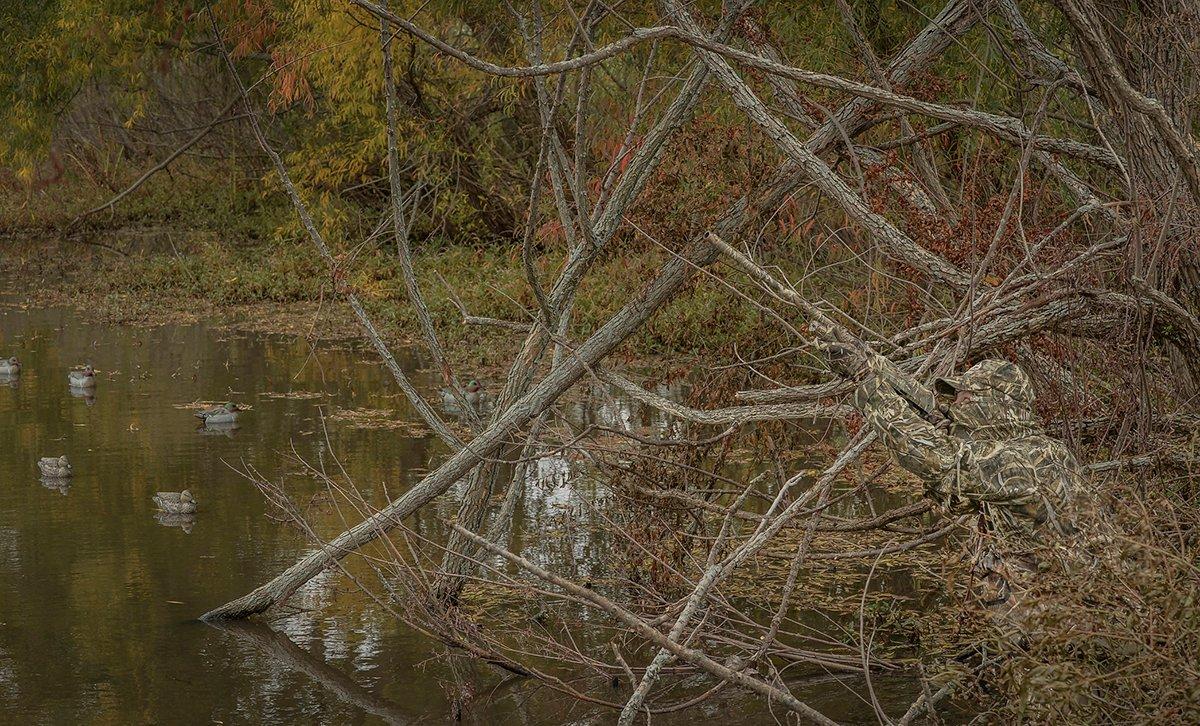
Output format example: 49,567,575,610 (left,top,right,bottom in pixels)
852,353,1084,545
